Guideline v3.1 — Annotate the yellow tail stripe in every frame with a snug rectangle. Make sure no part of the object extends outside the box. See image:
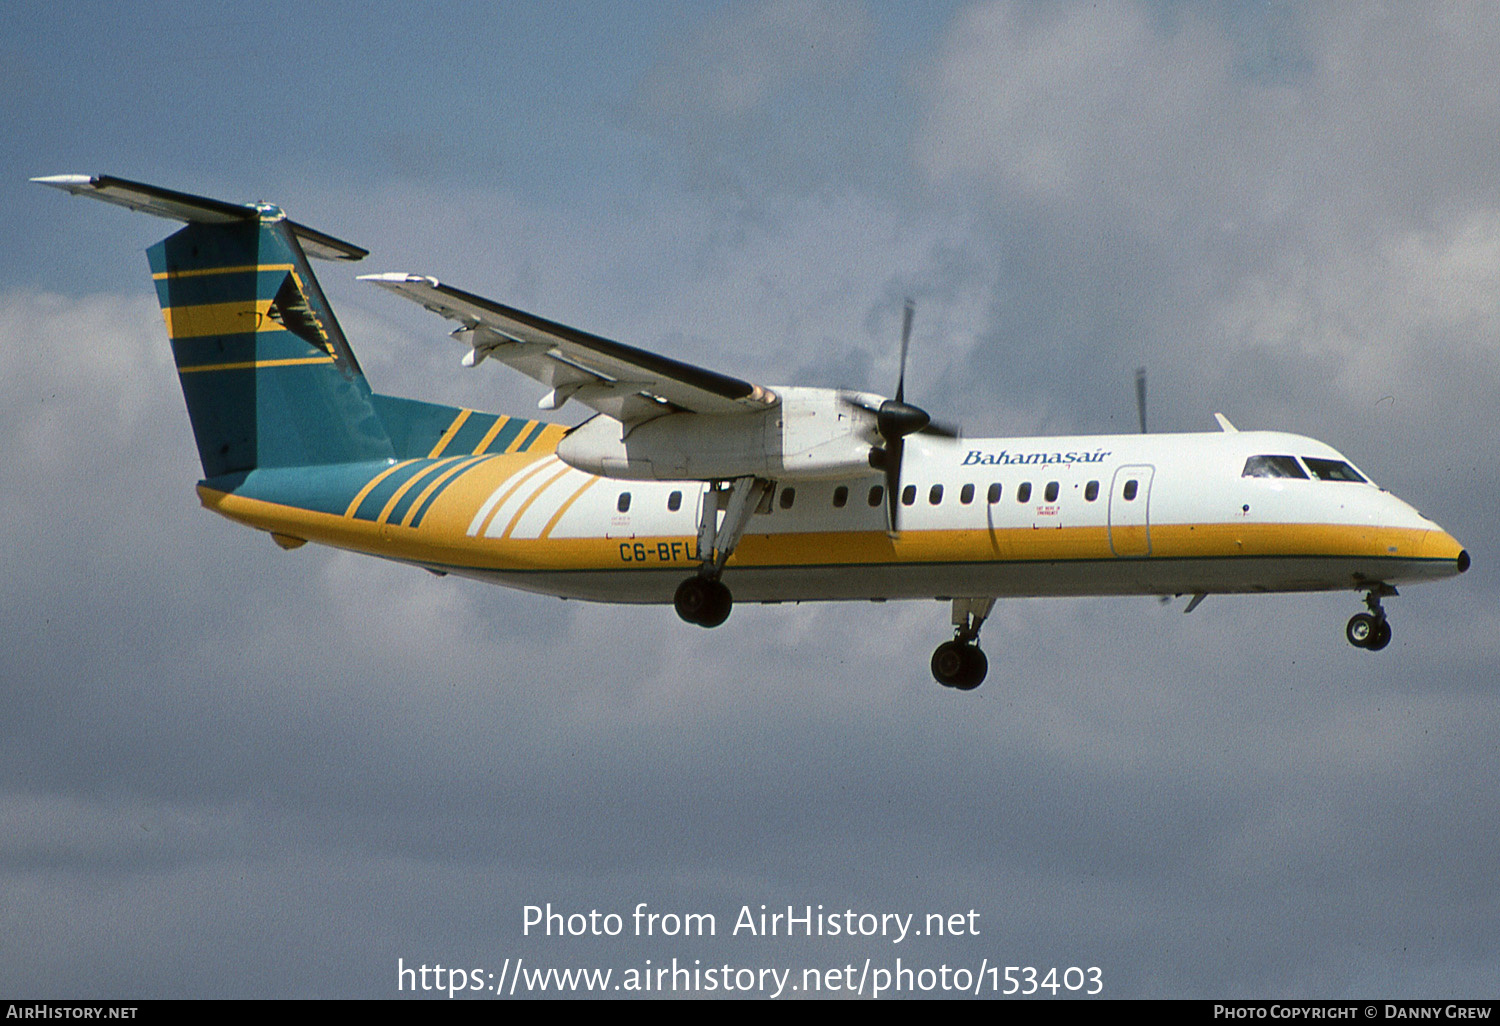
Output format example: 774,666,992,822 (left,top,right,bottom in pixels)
162,299,283,339
178,356,335,374
344,459,419,519
152,263,295,280
472,415,511,455
427,409,473,458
